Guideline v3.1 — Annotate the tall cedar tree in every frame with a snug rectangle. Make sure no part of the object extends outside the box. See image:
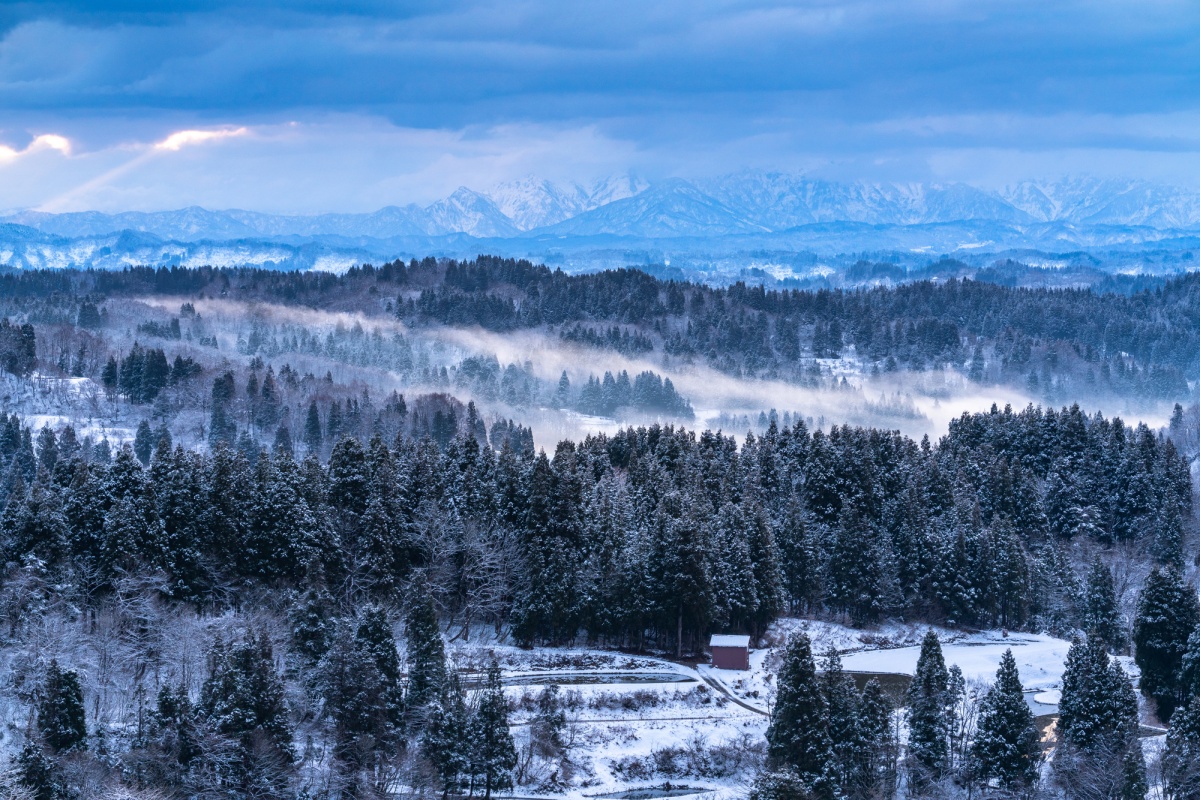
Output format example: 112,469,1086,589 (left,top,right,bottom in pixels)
356,606,406,733
200,631,293,761
1178,627,1200,708
906,631,950,791
853,679,896,800
971,649,1040,790
317,618,403,774
1084,557,1125,652
1134,566,1200,720
304,400,323,454
766,633,835,799
468,661,517,799
820,648,860,792
422,671,470,798
16,742,64,800
1056,633,1146,800
405,578,447,709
